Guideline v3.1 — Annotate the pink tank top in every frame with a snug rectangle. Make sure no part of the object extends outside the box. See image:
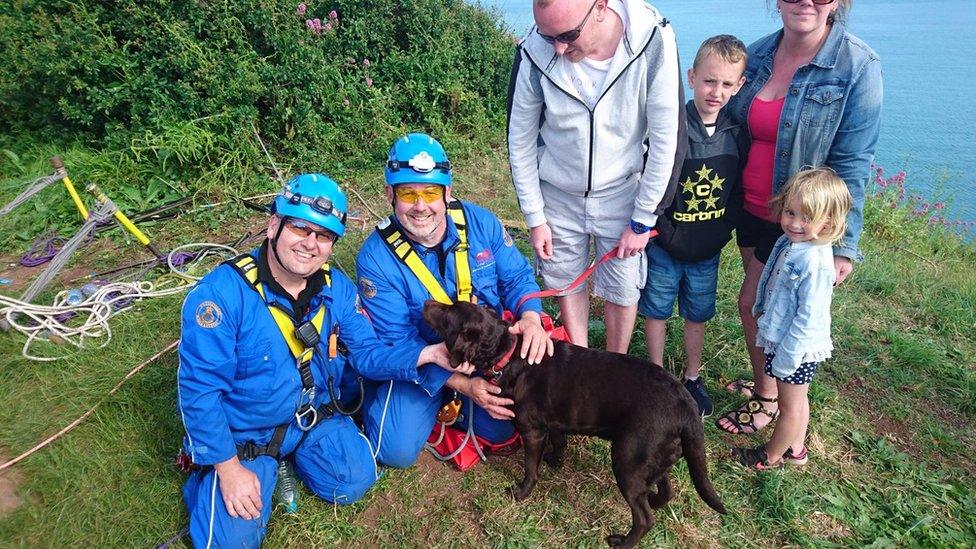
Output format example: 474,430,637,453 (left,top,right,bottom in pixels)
741,96,785,220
